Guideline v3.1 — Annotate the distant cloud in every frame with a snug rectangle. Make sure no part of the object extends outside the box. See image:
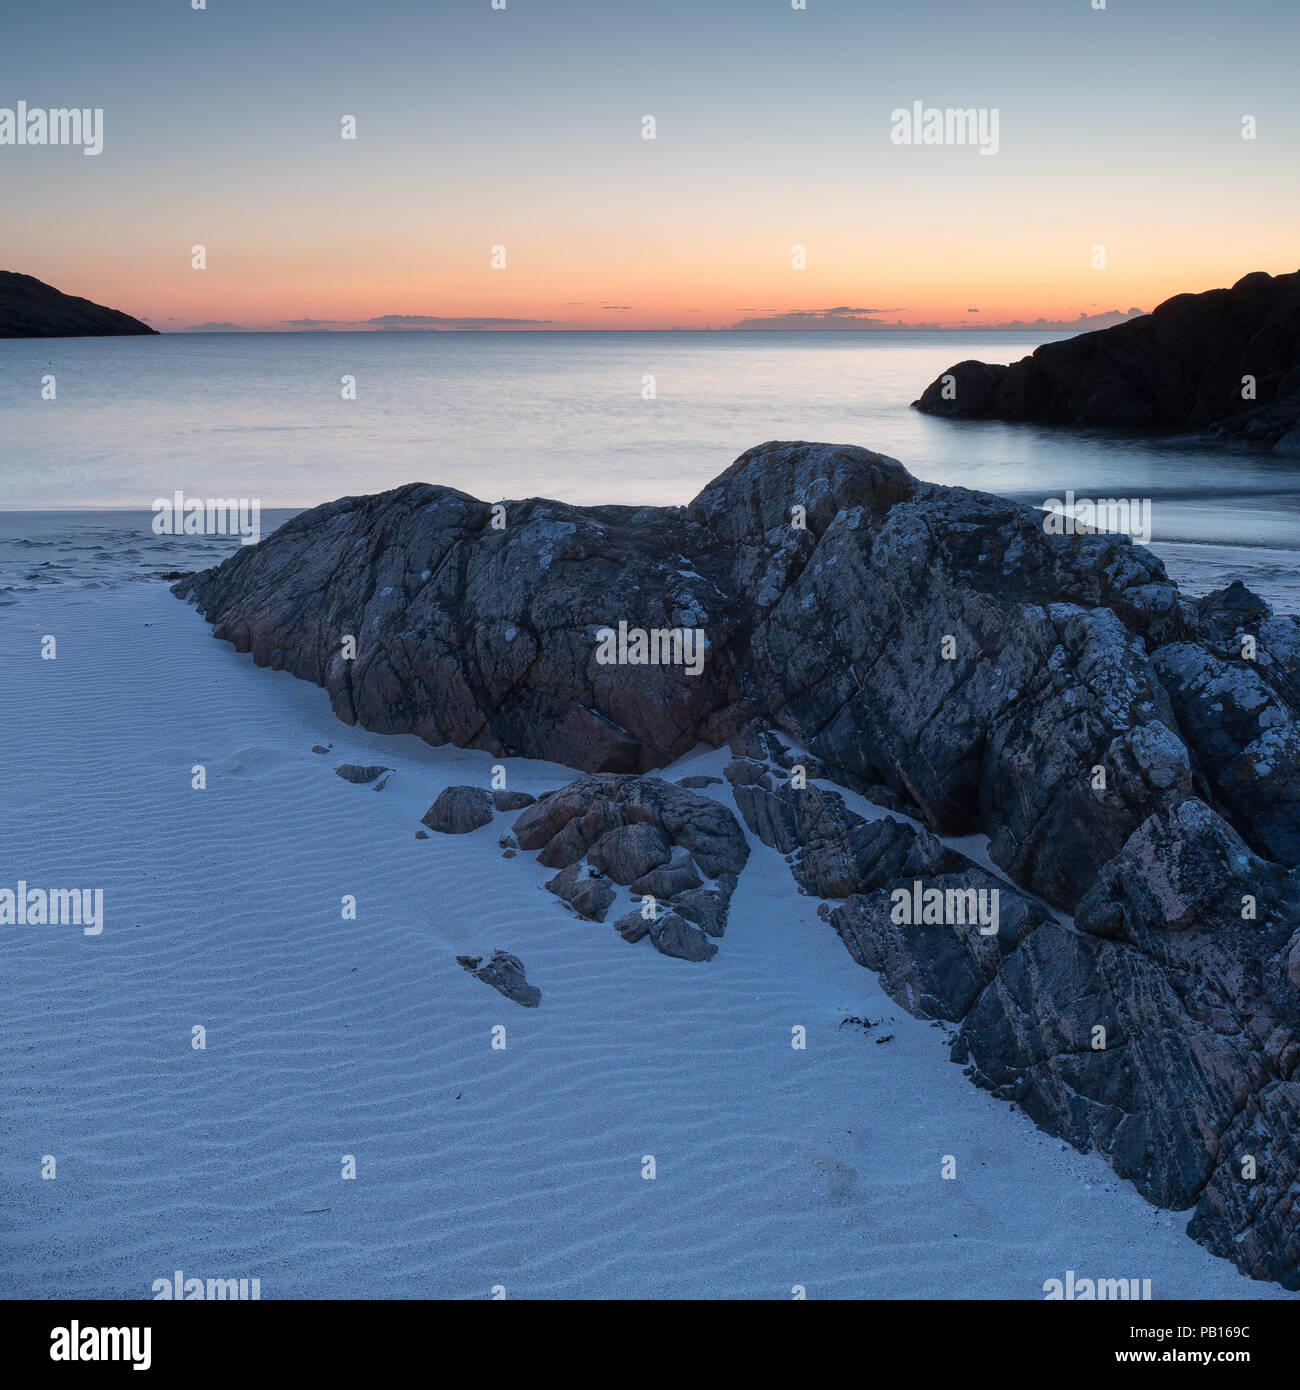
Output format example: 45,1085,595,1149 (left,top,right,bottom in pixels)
601,305,631,311
186,321,245,331
365,314,552,329
731,306,901,330
986,308,1146,330
731,304,1148,332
